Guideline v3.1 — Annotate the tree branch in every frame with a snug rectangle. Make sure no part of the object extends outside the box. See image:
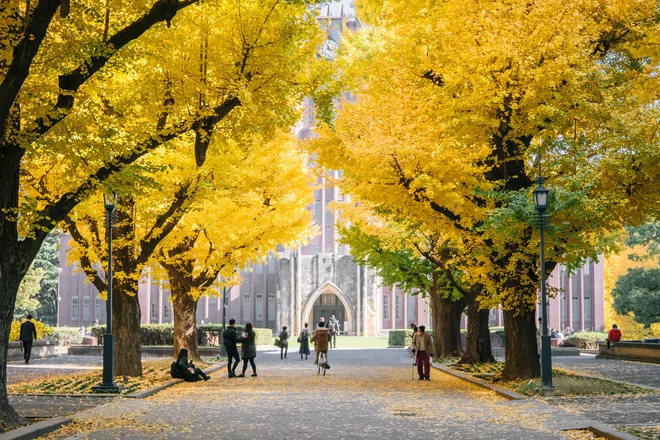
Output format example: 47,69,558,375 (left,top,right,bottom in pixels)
64,215,107,293
30,0,200,137
0,0,60,138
